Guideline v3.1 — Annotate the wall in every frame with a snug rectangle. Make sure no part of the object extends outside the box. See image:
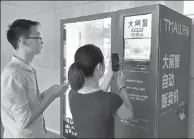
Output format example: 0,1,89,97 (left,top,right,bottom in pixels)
183,1,194,138
1,1,192,136
189,23,194,138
